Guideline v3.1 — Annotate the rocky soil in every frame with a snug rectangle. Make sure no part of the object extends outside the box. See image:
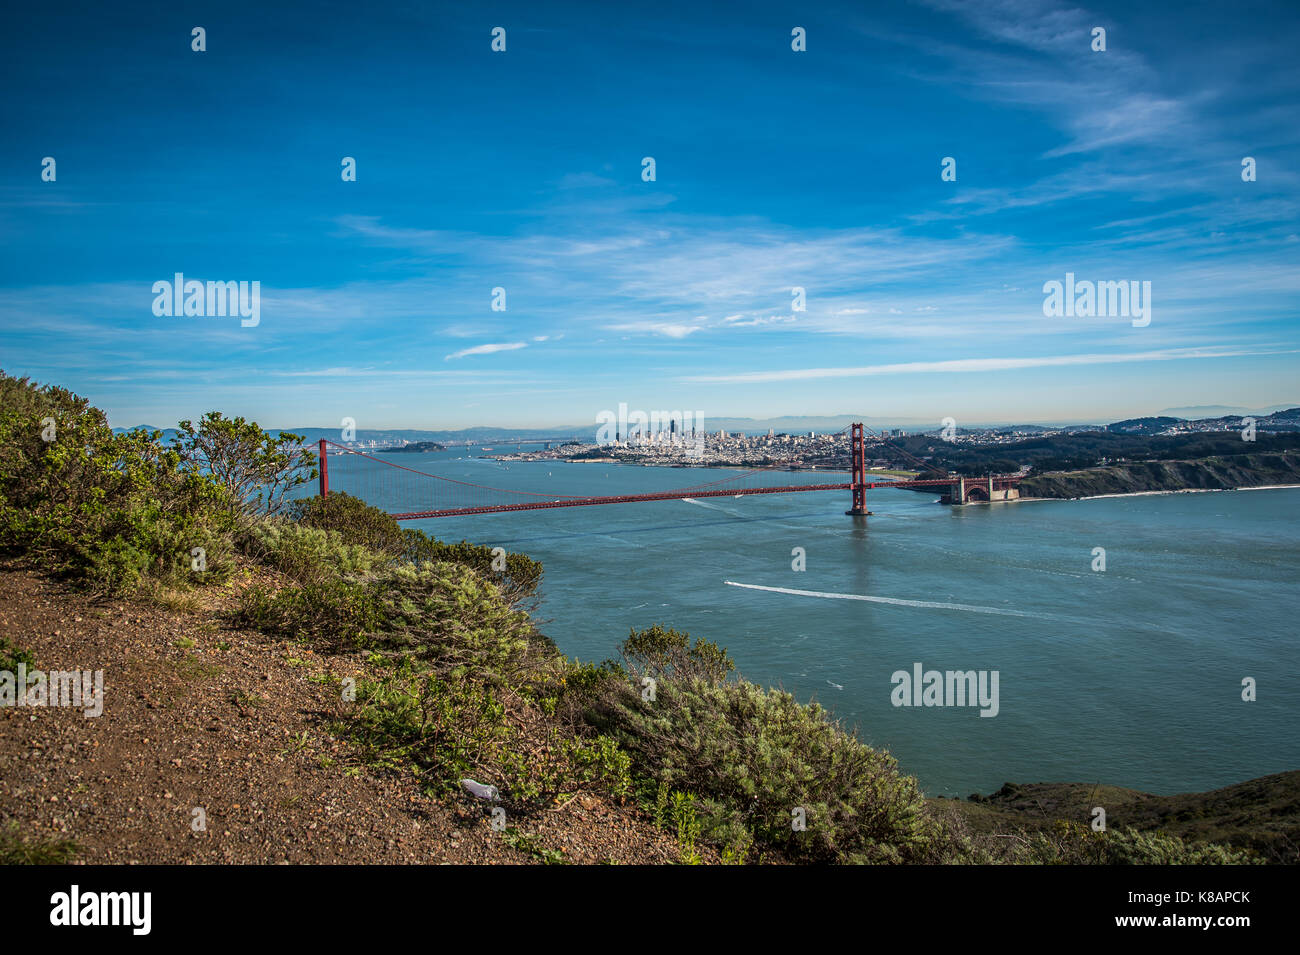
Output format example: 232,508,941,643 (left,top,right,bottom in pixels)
0,565,692,865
